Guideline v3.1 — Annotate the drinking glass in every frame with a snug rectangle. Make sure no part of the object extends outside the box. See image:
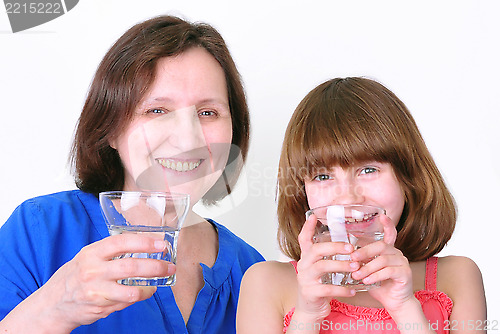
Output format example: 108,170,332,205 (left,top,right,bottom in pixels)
306,204,385,291
99,191,190,286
